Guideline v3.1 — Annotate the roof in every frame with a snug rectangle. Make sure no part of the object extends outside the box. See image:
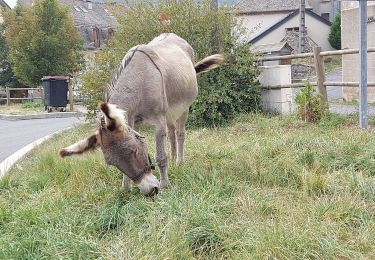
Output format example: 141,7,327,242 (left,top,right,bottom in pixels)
60,0,120,29
0,0,10,9
235,0,312,14
17,0,123,28
249,9,331,44
250,42,293,53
